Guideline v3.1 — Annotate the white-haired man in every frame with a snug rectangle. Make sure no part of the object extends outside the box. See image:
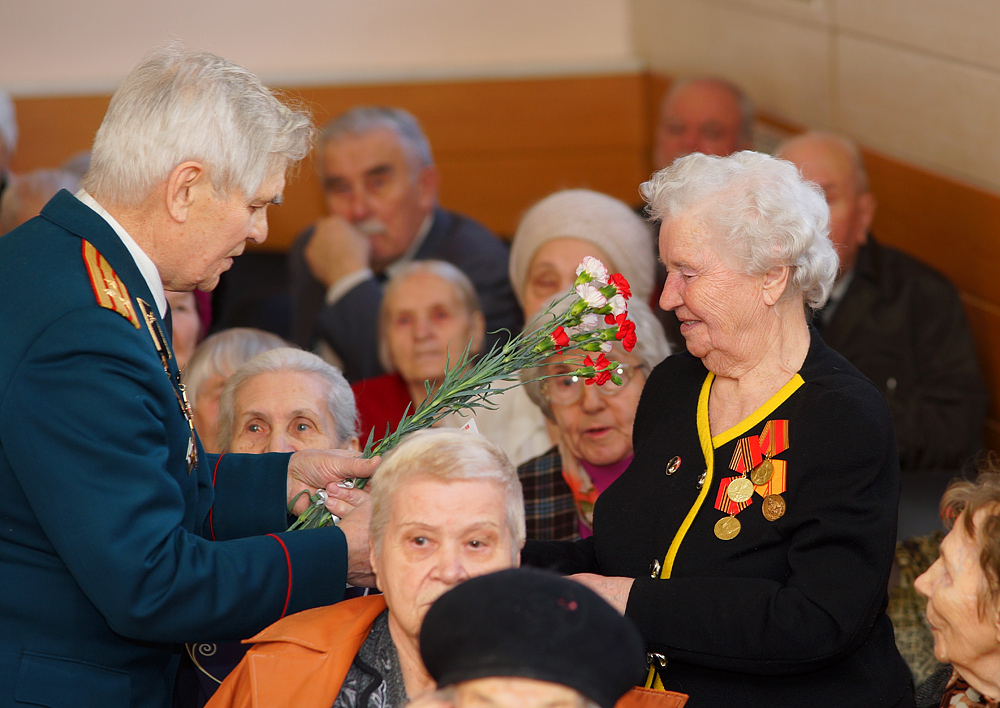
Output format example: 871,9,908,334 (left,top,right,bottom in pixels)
289,106,522,382
0,45,377,708
779,132,987,538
